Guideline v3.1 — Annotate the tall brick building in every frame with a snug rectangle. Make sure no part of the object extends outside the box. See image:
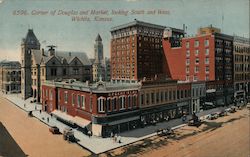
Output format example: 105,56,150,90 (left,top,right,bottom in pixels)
110,19,184,81
163,26,234,106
